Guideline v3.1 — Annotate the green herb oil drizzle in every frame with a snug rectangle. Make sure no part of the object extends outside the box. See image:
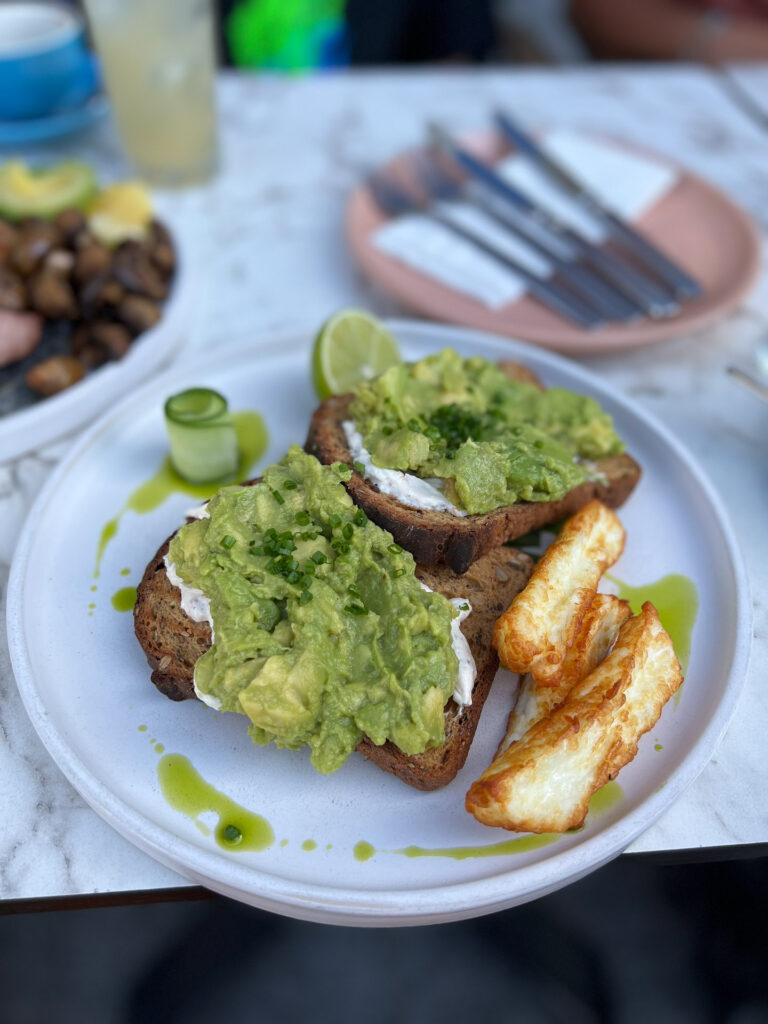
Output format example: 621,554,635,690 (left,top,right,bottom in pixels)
157,753,274,853
606,573,698,673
